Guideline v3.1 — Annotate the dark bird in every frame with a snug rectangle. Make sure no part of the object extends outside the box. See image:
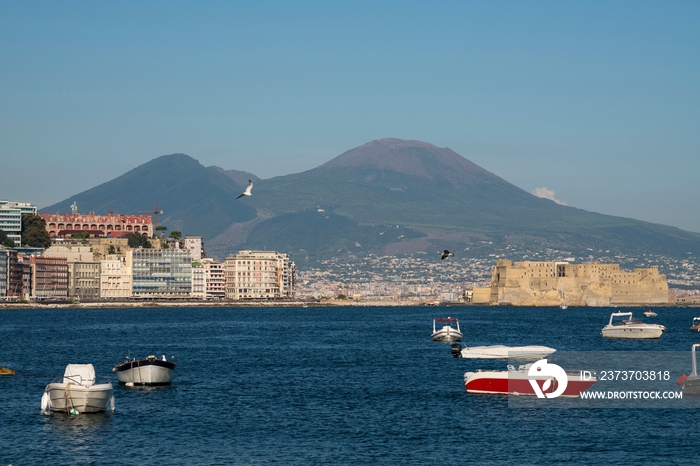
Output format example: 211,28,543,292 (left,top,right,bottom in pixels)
236,180,253,199
441,250,454,260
